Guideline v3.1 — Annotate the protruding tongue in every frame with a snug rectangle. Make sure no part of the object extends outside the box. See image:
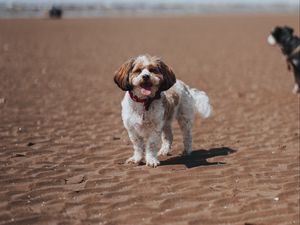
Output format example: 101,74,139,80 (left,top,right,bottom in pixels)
141,87,152,96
